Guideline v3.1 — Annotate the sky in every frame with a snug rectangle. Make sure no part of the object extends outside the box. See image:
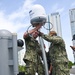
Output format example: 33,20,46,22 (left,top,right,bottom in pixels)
0,0,75,63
